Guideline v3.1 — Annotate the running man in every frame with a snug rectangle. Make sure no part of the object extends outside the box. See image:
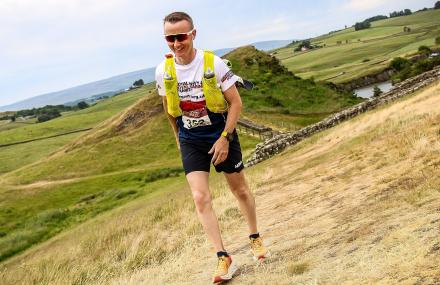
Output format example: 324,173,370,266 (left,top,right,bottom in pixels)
155,11,269,283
